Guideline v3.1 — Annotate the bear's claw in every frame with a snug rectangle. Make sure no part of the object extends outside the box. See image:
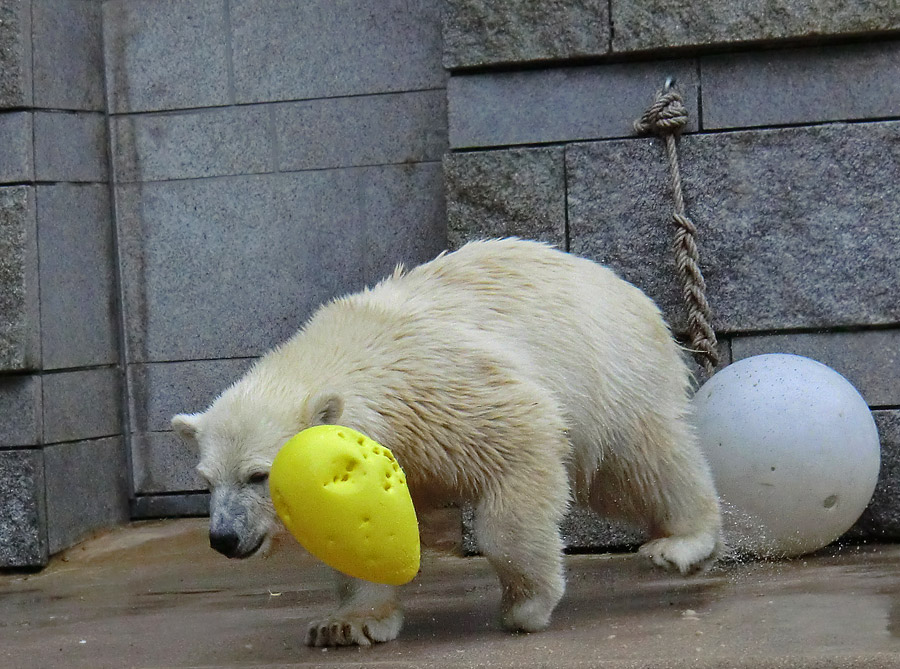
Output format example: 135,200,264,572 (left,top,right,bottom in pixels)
639,533,719,574
306,608,404,647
